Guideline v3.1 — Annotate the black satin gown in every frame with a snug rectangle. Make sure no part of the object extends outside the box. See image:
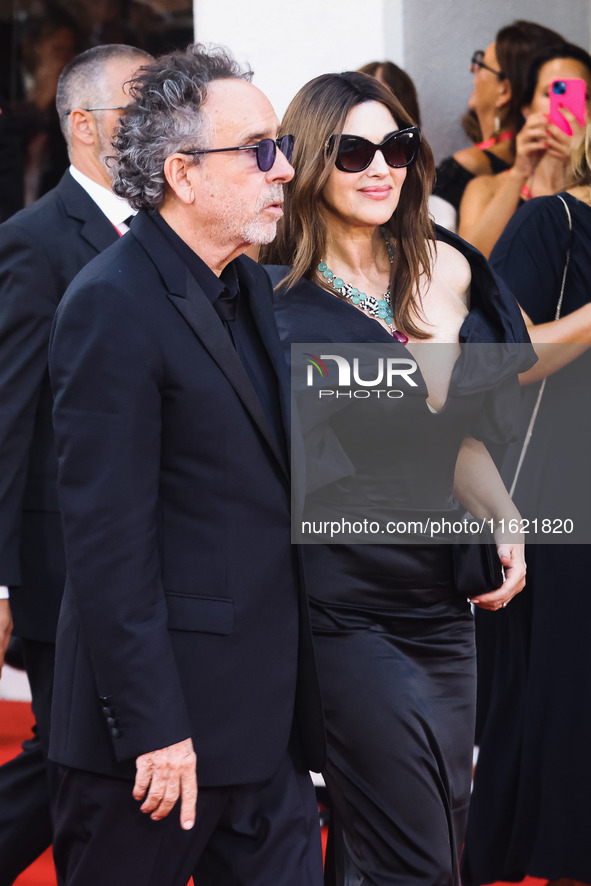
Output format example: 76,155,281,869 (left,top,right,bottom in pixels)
268,227,533,886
